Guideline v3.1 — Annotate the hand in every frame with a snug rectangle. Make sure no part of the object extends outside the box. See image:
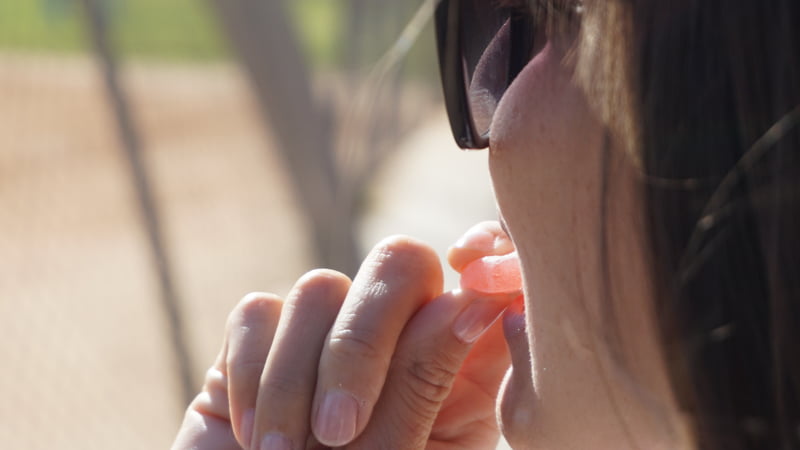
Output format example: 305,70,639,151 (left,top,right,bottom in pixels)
172,225,516,449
